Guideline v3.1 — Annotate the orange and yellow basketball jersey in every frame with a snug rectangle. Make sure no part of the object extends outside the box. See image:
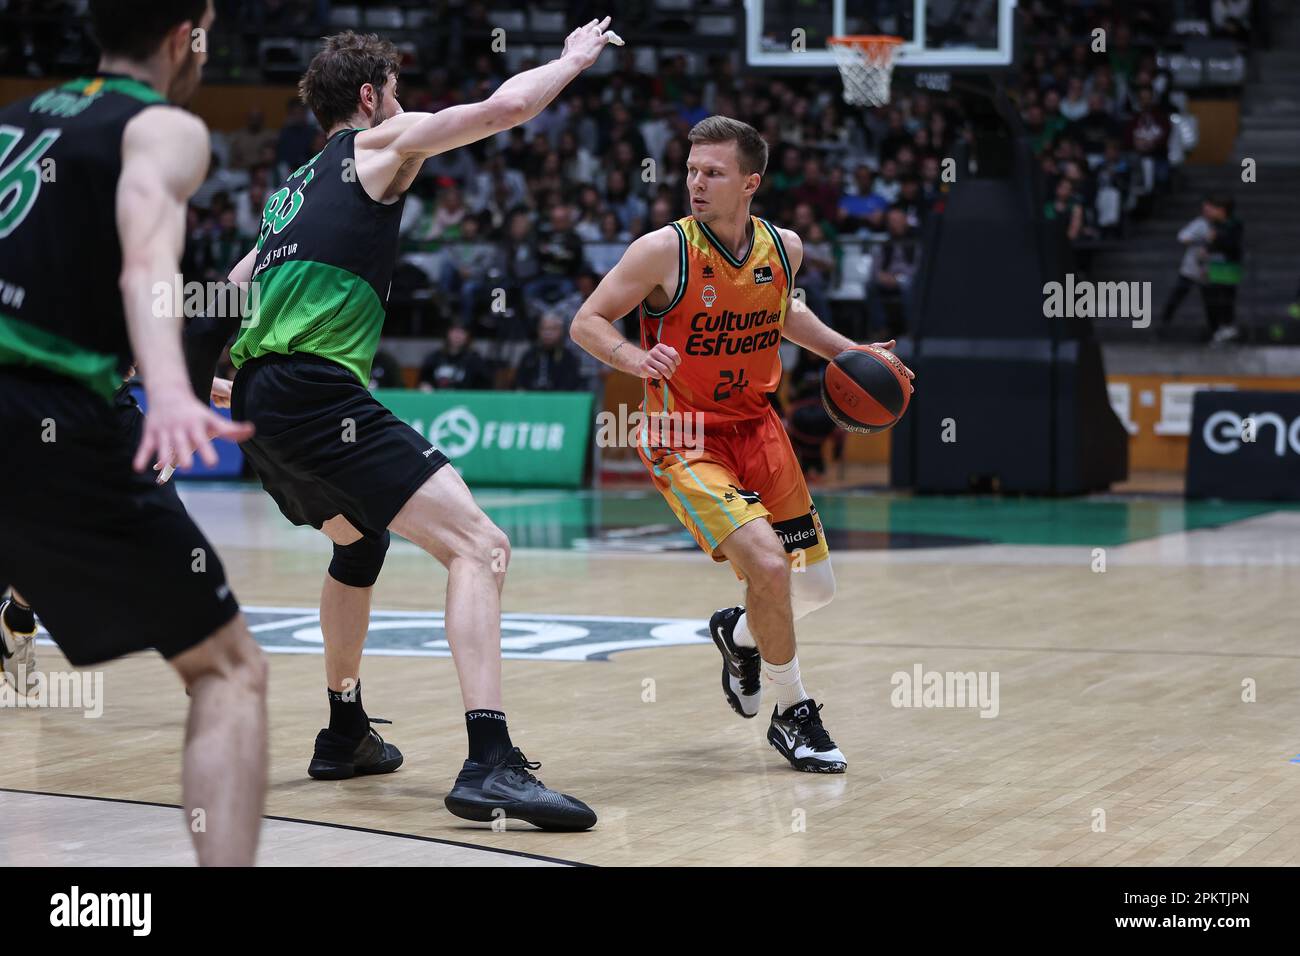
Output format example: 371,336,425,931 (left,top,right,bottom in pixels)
639,215,793,428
